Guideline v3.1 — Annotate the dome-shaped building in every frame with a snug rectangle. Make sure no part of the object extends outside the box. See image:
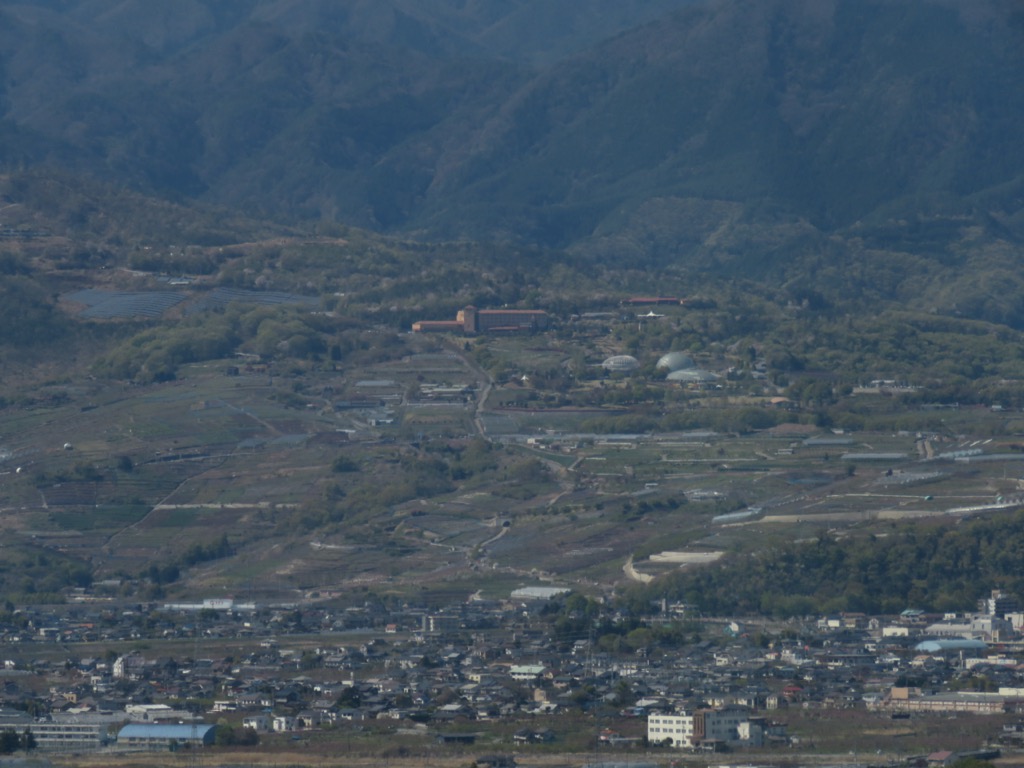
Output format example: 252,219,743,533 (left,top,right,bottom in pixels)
601,355,640,372
666,368,719,383
656,352,695,372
